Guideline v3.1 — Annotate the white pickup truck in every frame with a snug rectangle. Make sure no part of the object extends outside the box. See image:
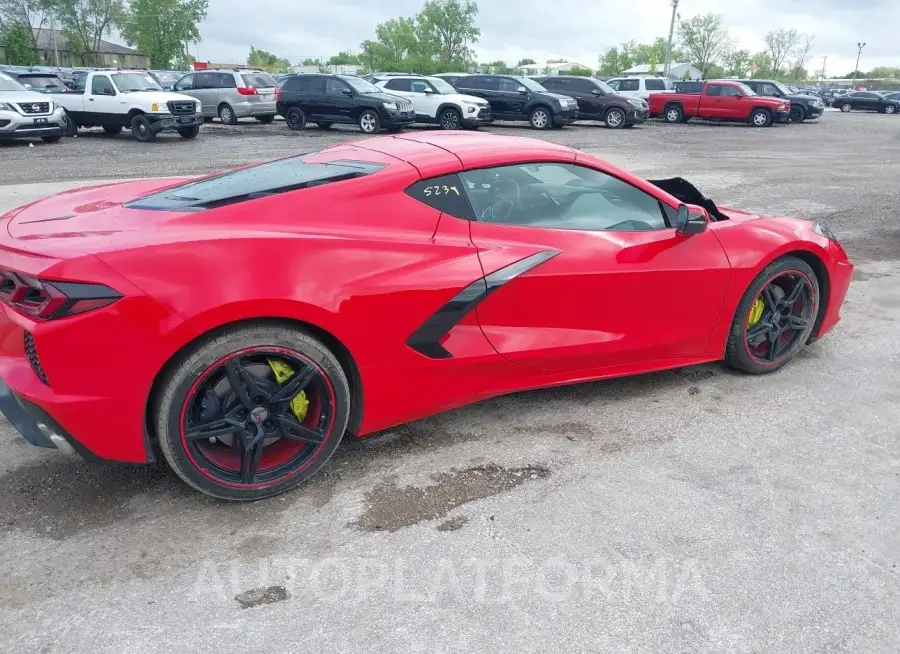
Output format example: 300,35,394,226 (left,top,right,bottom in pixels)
50,70,203,142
